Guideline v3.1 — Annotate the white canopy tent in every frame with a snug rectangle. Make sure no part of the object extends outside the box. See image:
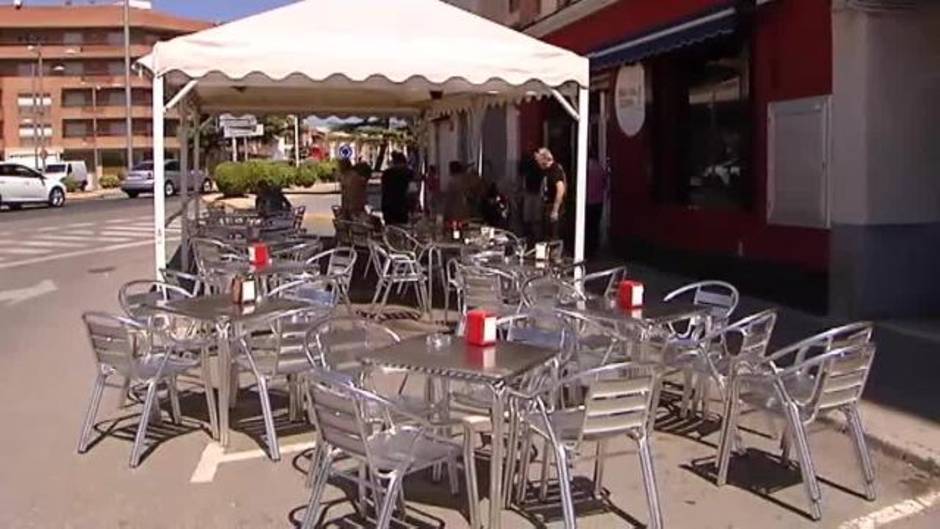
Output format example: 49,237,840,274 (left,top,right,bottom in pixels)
139,0,590,277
